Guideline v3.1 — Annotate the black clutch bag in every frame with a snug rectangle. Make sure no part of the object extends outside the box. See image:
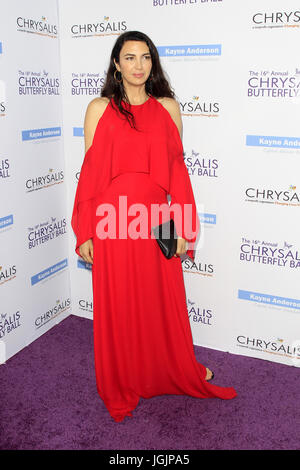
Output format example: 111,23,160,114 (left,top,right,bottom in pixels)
152,218,178,259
